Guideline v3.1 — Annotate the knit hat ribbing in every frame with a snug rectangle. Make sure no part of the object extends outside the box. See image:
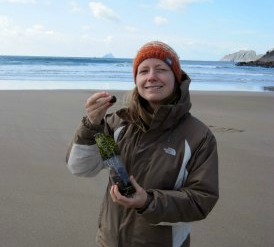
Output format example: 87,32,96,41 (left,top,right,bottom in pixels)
133,41,182,84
